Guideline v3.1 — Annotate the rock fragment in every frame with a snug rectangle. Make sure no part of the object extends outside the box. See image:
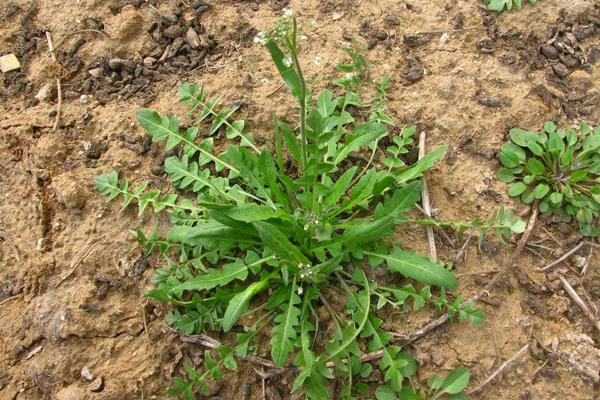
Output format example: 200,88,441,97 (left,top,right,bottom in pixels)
0,53,21,73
